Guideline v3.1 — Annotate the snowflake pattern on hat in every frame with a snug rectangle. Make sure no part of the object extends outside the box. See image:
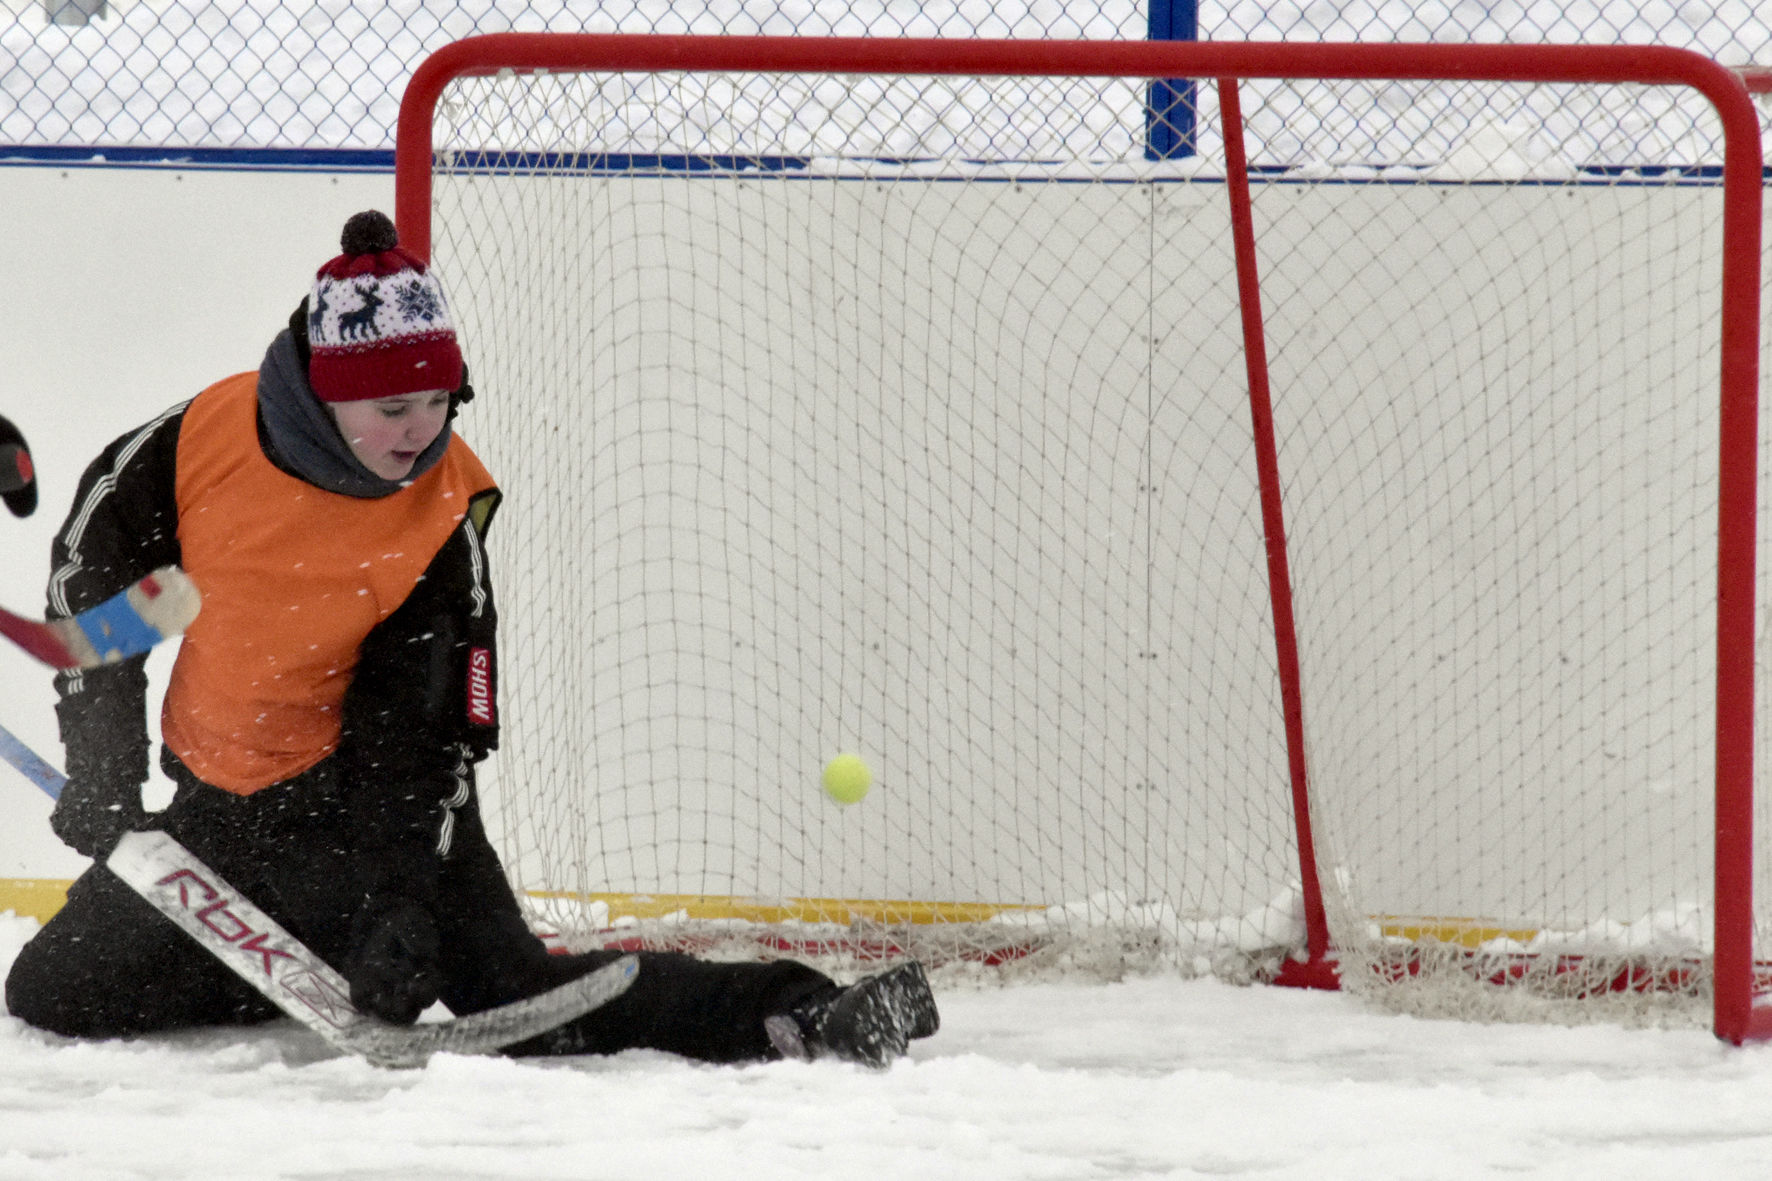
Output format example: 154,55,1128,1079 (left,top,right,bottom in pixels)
395,277,446,324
